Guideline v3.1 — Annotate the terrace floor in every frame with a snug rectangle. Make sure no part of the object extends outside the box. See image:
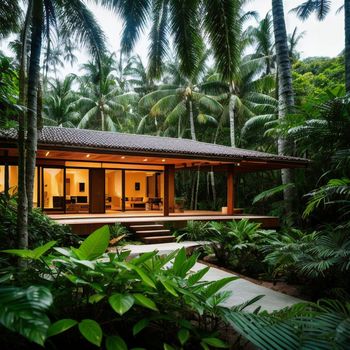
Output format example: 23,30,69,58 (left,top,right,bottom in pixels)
49,210,279,226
